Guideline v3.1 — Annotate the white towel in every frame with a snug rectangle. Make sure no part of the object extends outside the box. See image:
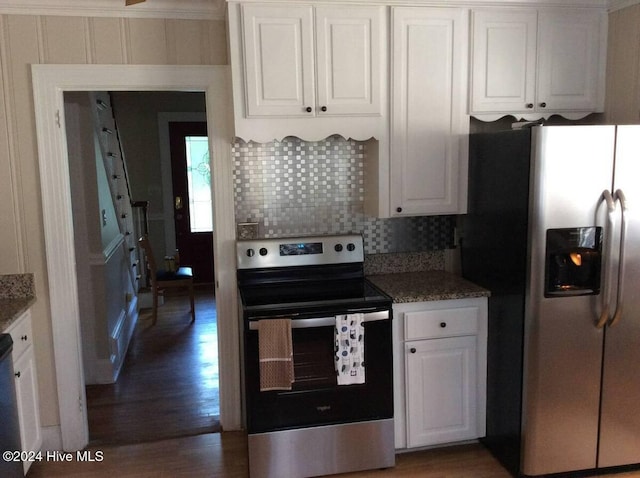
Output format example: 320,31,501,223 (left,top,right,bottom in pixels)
335,313,365,385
